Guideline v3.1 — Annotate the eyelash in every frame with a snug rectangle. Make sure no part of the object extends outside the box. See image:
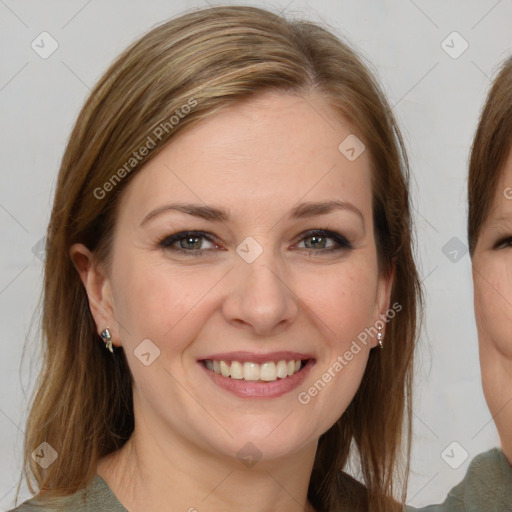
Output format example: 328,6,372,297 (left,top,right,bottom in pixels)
494,236,512,250
157,229,353,256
